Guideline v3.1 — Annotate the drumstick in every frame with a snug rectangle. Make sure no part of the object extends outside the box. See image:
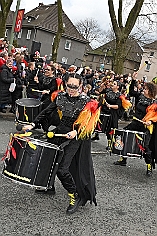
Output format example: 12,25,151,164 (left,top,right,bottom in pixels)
54,134,67,137
133,116,145,124
32,89,44,93
136,61,148,73
47,132,67,138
